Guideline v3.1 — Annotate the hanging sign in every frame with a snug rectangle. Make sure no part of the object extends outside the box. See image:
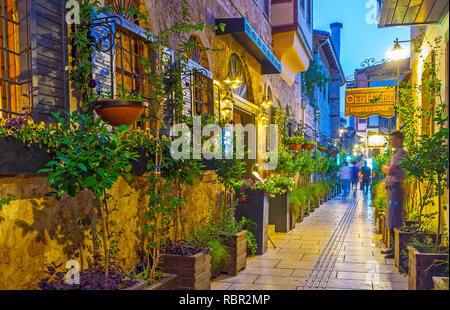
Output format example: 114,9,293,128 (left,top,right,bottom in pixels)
345,86,396,118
